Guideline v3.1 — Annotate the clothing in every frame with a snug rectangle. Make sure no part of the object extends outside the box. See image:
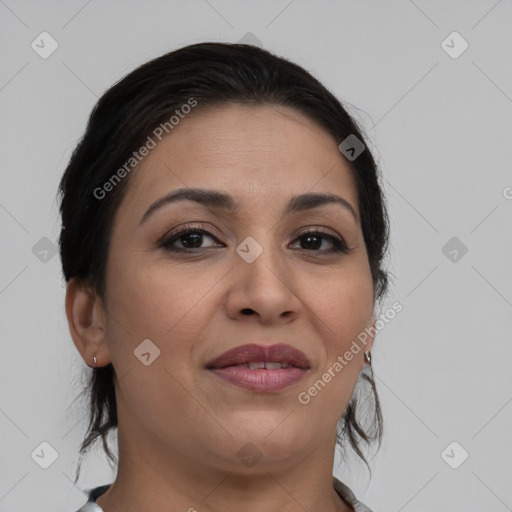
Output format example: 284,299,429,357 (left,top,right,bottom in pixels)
333,477,375,512
74,477,374,512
